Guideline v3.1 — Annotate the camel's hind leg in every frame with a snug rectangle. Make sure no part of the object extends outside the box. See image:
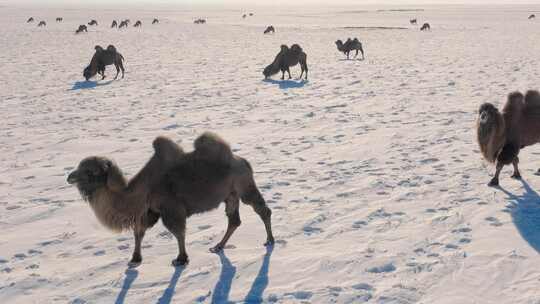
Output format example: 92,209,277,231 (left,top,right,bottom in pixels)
511,157,521,179
241,185,274,246
161,203,189,266
299,58,308,80
210,194,241,253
